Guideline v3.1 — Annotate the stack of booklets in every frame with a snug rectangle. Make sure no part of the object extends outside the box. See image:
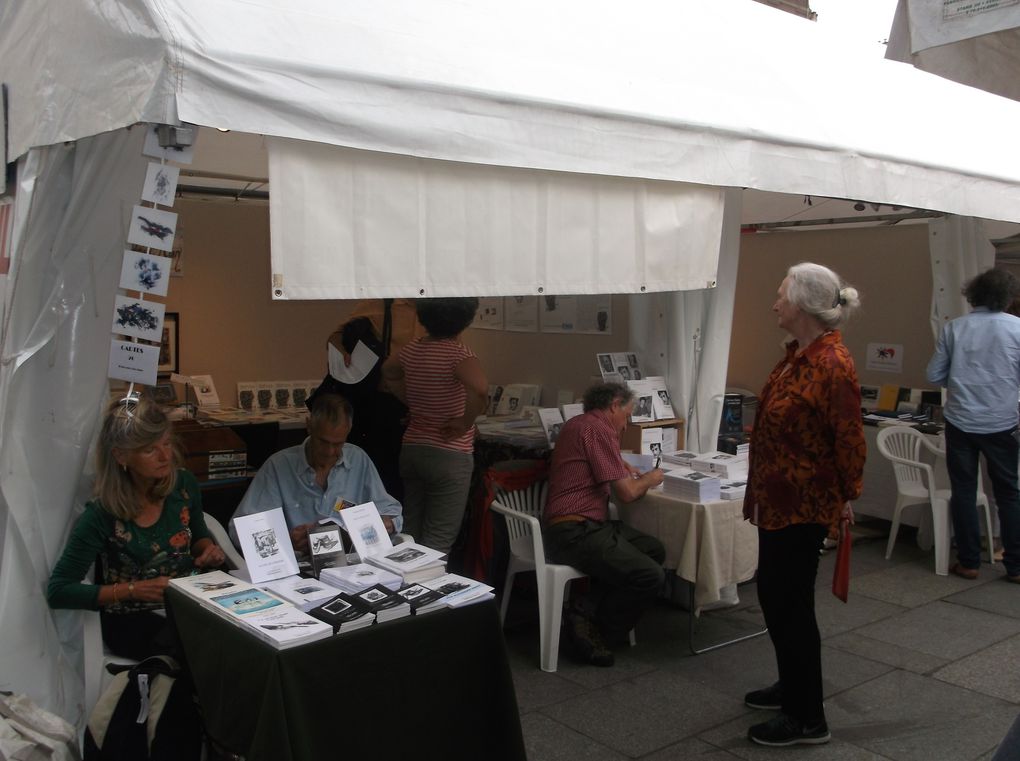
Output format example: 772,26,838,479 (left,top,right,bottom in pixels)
365,542,447,584
421,573,495,608
660,450,699,467
718,478,748,501
306,594,376,634
324,584,411,624
259,574,344,612
320,563,403,593
395,583,448,615
662,468,721,502
169,571,333,649
690,451,748,479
